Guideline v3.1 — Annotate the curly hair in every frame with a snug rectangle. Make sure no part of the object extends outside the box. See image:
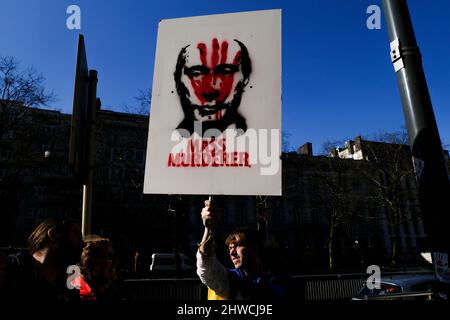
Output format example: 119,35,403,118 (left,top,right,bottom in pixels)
79,235,113,277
